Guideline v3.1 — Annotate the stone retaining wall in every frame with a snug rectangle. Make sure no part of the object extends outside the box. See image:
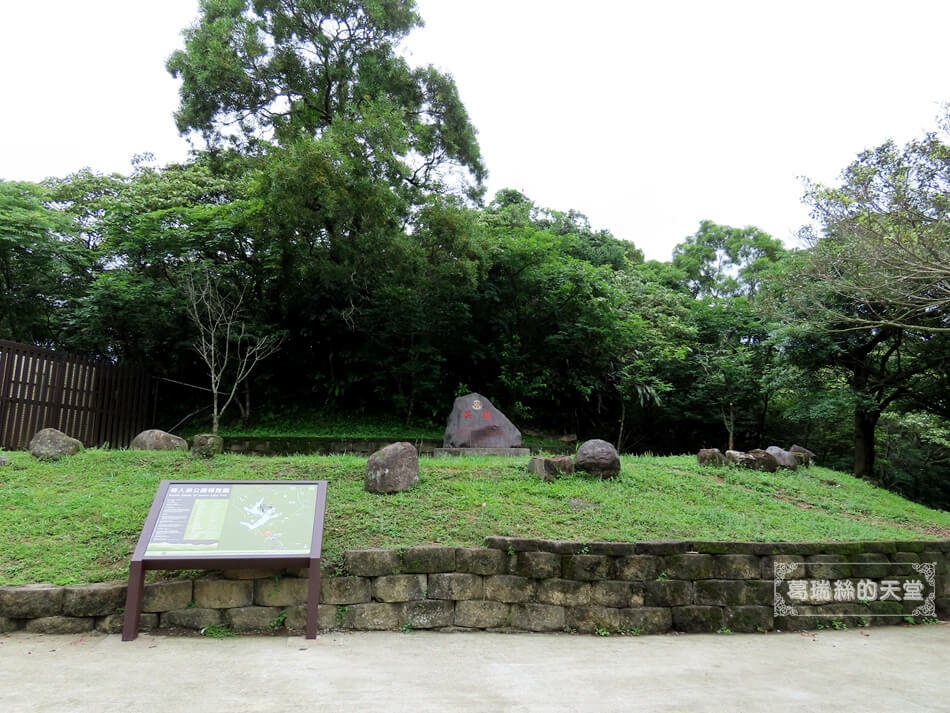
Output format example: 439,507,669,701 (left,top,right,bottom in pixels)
2,538,948,636
221,437,444,457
